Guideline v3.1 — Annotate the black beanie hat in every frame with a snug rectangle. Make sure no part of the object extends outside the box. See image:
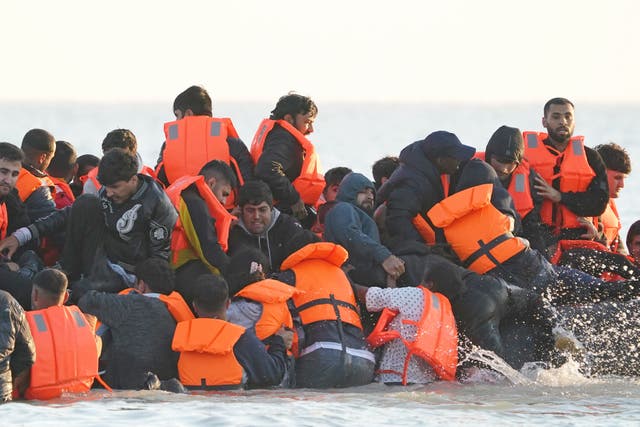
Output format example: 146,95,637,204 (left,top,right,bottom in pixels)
485,126,524,163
